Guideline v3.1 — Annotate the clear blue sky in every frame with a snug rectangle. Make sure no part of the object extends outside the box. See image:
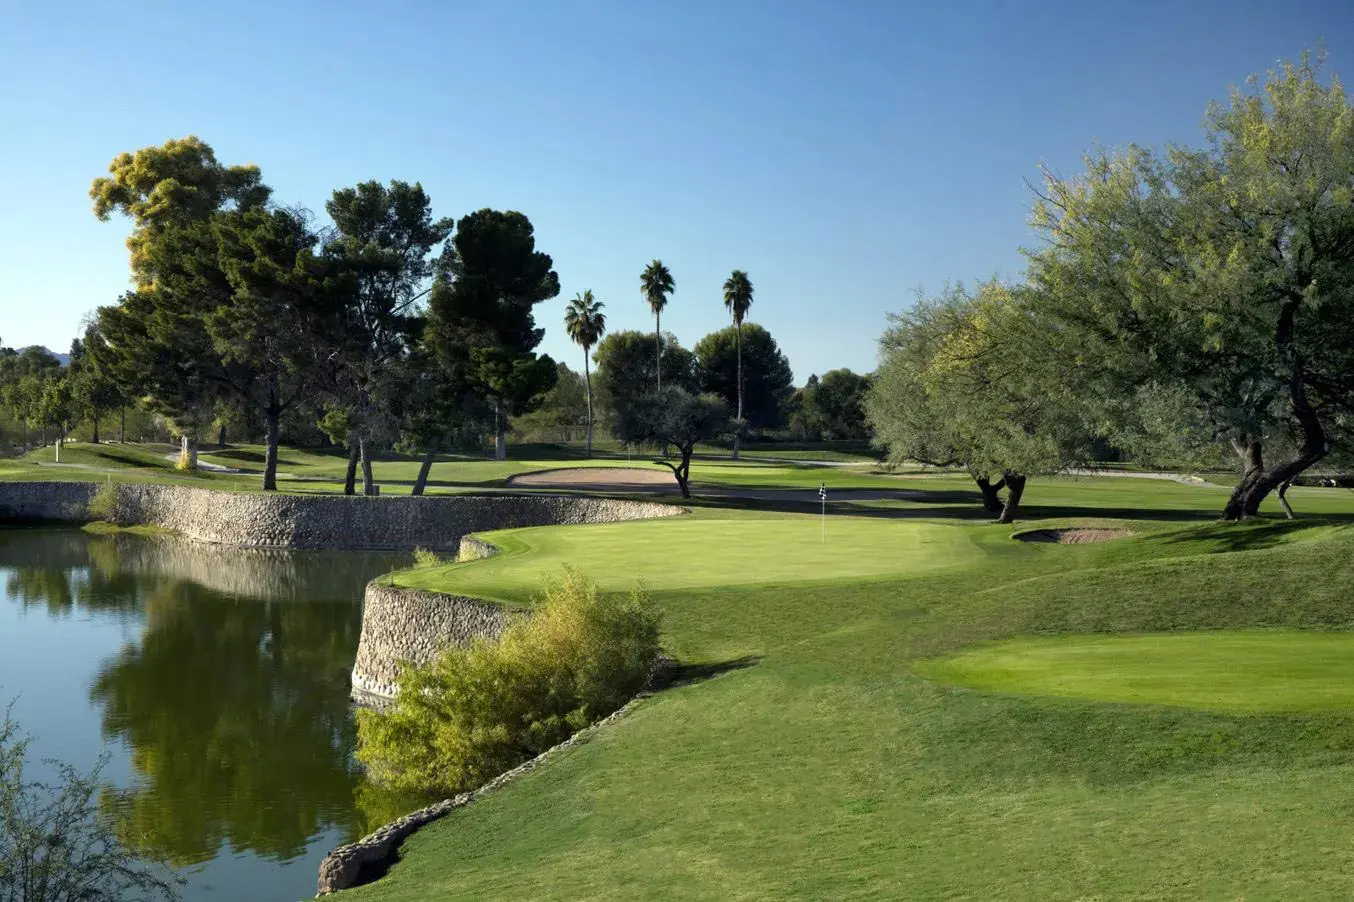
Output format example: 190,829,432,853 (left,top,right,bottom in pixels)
1,0,1350,381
